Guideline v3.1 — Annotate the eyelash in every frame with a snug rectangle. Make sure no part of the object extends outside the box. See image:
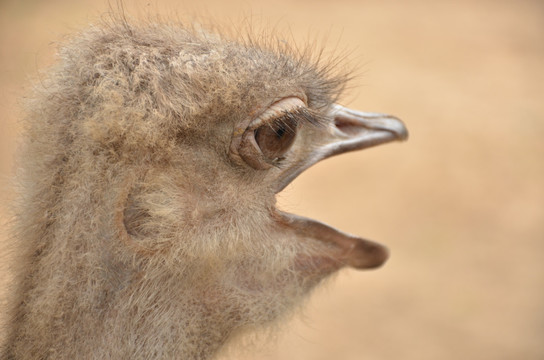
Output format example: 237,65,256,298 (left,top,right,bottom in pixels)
271,107,326,130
